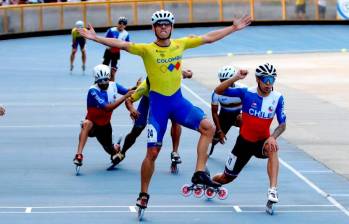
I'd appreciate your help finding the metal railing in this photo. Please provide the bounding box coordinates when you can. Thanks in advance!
[0,0,342,35]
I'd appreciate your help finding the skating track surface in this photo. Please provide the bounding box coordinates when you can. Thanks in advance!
[0,25,349,223]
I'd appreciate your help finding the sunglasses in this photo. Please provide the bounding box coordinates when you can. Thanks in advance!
[154,21,172,26]
[97,78,109,84]
[259,75,275,85]
[118,22,127,26]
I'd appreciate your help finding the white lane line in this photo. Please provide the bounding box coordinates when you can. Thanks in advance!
[299,170,333,173]
[233,206,242,213]
[181,83,349,218]
[0,204,336,209]
[280,158,349,217]
[25,207,32,213]
[0,124,132,129]
[331,194,349,197]
[129,206,137,212]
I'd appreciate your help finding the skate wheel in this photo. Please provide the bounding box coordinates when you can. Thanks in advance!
[266,201,274,215]
[181,184,192,197]
[170,164,178,174]
[75,166,81,176]
[193,186,204,198]
[137,207,145,220]
[218,187,228,200]
[205,187,216,199]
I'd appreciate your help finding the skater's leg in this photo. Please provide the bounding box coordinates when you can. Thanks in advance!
[140,147,161,193]
[267,150,279,188]
[76,119,93,155]
[196,118,215,171]
[81,48,86,70]
[170,120,181,153]
[121,125,145,154]
[70,48,77,70]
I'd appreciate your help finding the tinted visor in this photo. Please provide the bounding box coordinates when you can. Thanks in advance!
[259,75,275,85]
[154,20,172,26]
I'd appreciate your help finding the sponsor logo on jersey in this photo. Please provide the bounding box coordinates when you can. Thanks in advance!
[156,56,182,64]
[251,102,257,109]
[248,108,273,119]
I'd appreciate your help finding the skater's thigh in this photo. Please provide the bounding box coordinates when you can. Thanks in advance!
[95,123,114,154]
[171,96,205,131]
[147,98,169,148]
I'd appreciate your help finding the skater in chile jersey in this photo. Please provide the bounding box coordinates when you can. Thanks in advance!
[210,65,246,156]
[73,64,134,171]
[212,63,286,211]
[79,9,251,217]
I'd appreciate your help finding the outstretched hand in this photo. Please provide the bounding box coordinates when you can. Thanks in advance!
[232,15,252,31]
[79,23,97,40]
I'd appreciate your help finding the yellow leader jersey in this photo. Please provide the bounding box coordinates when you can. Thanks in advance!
[128,36,203,96]
[71,27,86,40]
[130,80,149,102]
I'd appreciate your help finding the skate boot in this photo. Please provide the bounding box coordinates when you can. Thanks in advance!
[266,187,278,215]
[111,152,125,166]
[136,192,149,220]
[70,64,74,71]
[73,154,83,175]
[191,171,221,188]
[106,137,123,171]
[170,152,181,174]
[82,64,86,72]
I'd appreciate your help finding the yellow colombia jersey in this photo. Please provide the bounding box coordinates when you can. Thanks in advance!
[130,80,149,102]
[71,27,86,40]
[128,36,203,96]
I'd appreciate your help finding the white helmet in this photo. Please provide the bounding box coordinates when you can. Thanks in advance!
[151,10,175,25]
[93,64,110,83]
[218,65,238,81]
[75,20,84,28]
[255,63,277,77]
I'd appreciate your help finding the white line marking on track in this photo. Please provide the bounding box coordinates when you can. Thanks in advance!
[299,170,333,173]
[331,194,349,197]
[233,206,242,213]
[129,206,137,212]
[25,207,32,213]
[181,83,349,218]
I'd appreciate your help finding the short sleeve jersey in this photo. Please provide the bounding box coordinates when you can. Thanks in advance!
[105,27,130,53]
[86,82,128,126]
[222,86,286,142]
[130,80,149,102]
[211,83,245,112]
[71,27,86,41]
[127,36,203,96]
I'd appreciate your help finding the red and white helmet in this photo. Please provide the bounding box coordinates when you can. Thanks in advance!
[151,10,175,25]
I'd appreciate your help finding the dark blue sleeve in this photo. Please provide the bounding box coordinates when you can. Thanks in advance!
[125,34,130,42]
[87,89,107,108]
[105,29,112,38]
[276,95,286,124]
[222,87,247,100]
[116,83,128,95]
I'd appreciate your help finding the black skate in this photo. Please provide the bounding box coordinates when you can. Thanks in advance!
[136,192,149,221]
[73,154,83,176]
[106,136,123,171]
[107,152,125,171]
[181,171,228,200]
[266,200,276,215]
[170,152,182,174]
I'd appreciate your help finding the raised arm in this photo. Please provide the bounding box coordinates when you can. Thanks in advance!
[79,24,131,51]
[201,15,251,44]
[215,69,248,94]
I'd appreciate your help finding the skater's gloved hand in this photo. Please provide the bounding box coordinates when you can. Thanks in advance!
[263,136,278,154]
[130,109,140,121]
